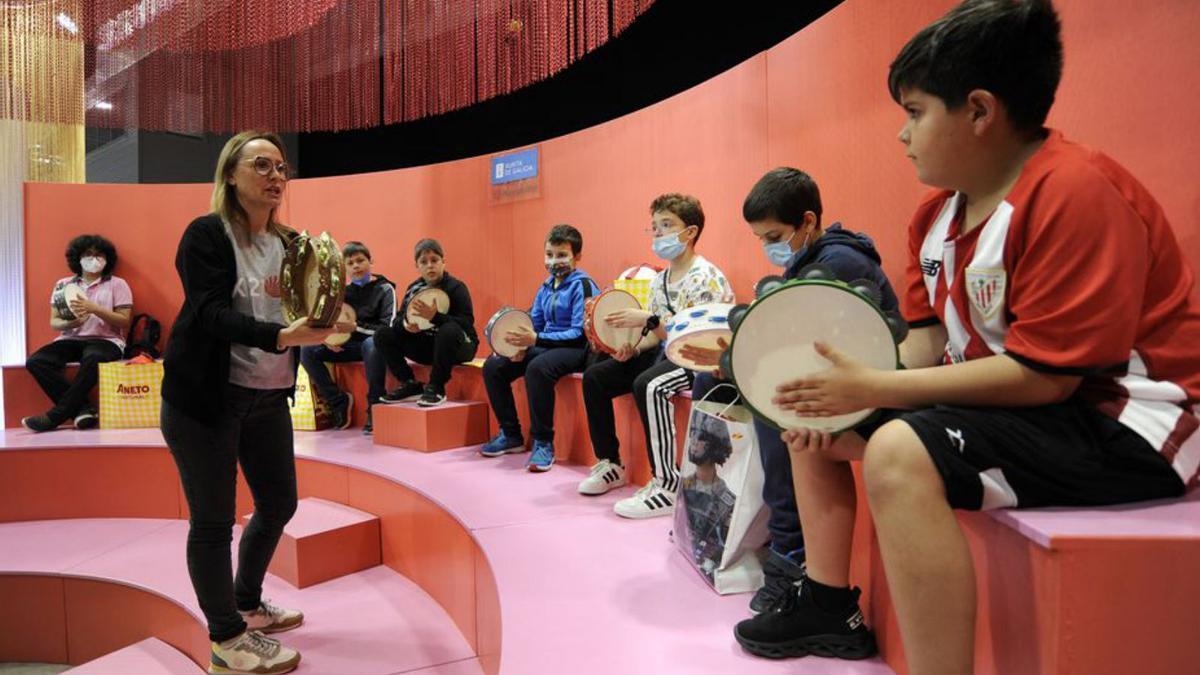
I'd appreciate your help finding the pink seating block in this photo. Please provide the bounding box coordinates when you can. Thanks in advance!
[373,400,490,452]
[242,497,381,589]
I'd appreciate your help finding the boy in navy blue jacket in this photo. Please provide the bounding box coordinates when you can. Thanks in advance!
[480,224,599,472]
[690,167,899,613]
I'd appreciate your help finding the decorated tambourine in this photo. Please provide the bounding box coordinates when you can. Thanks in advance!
[722,266,907,432]
[485,306,535,359]
[281,231,345,328]
[664,303,734,373]
[52,283,87,321]
[584,288,644,355]
[406,287,451,331]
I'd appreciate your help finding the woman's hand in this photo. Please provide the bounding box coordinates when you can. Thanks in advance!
[278,317,338,348]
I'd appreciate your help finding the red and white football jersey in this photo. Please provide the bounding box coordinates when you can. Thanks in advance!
[902,130,1200,487]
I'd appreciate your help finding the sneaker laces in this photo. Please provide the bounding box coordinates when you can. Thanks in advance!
[772,579,804,614]
[258,599,285,620]
[532,443,553,462]
[632,481,658,500]
[240,630,281,657]
[589,460,614,476]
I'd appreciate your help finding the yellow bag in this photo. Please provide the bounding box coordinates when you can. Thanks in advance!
[289,365,333,431]
[613,263,661,310]
[98,359,164,429]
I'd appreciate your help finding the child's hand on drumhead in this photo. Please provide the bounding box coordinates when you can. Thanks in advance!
[511,350,526,363]
[605,308,651,329]
[504,328,535,348]
[782,428,833,455]
[410,298,436,321]
[612,343,638,362]
[773,341,876,417]
[679,337,728,367]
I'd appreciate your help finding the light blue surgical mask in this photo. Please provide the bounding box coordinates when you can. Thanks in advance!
[763,227,811,268]
[351,274,371,286]
[652,232,687,261]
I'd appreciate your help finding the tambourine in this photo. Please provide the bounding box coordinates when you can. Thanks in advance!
[485,307,534,359]
[324,304,357,347]
[52,283,87,321]
[406,287,450,331]
[724,267,906,432]
[584,288,644,355]
[281,231,345,328]
[664,303,734,373]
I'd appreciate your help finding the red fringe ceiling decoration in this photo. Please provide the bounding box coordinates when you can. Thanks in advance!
[1,0,656,133]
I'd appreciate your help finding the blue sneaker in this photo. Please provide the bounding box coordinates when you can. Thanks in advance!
[480,430,525,457]
[526,440,555,472]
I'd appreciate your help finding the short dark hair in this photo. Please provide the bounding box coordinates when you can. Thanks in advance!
[66,234,118,277]
[888,0,1063,134]
[413,238,443,261]
[343,241,371,260]
[545,224,584,256]
[688,427,732,466]
[650,193,705,242]
[742,168,823,228]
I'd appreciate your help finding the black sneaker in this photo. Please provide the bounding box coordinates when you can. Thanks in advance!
[380,380,424,403]
[750,549,807,614]
[74,407,100,430]
[417,385,446,408]
[734,580,877,660]
[362,407,373,436]
[328,394,354,430]
[21,414,61,433]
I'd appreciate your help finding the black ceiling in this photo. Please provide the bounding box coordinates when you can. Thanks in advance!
[297,0,843,178]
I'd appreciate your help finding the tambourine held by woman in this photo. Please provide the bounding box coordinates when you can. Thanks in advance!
[281,230,345,328]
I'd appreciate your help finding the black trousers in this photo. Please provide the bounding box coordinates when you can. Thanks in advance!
[25,338,123,423]
[483,346,588,442]
[582,350,694,491]
[161,386,298,643]
[373,322,477,392]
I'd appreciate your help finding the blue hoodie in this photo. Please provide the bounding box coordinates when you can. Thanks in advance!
[783,222,900,314]
[530,268,599,348]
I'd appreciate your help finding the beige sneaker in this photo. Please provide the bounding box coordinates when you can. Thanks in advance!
[209,629,300,674]
[239,600,304,634]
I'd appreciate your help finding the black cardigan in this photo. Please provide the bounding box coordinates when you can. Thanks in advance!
[162,214,297,422]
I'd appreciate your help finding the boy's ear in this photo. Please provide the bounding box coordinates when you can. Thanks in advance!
[965,89,999,134]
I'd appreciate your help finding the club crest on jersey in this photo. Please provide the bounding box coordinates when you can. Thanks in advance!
[965,268,1006,318]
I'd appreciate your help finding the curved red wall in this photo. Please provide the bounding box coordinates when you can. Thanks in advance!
[22,0,1200,354]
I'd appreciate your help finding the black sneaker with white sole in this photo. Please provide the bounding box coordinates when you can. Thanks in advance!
[22,414,62,433]
[74,407,100,430]
[734,580,877,660]
[750,549,807,614]
[380,380,424,403]
[417,386,446,408]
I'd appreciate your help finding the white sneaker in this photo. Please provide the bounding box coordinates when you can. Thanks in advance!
[614,480,675,519]
[578,459,627,495]
[239,600,303,634]
[209,629,300,675]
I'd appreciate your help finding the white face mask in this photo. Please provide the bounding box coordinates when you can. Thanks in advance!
[545,254,573,278]
[80,256,105,274]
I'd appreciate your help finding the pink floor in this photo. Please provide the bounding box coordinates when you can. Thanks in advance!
[0,427,900,674]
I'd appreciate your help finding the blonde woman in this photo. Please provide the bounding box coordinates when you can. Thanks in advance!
[161,131,346,675]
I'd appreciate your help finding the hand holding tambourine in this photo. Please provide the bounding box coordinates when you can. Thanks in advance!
[504,326,536,348]
[604,307,651,329]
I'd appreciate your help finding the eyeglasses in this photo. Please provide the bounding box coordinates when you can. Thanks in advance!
[643,223,691,236]
[245,156,291,179]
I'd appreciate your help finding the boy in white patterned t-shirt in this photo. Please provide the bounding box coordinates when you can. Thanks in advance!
[578,193,735,519]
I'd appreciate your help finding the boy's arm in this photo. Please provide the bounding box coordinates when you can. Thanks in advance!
[899,324,946,369]
[529,286,546,334]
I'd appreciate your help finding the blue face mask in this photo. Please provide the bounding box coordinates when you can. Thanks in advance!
[351,275,371,286]
[652,232,688,261]
[763,227,811,268]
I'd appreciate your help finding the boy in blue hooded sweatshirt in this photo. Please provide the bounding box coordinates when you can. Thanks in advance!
[480,224,599,472]
[690,167,899,614]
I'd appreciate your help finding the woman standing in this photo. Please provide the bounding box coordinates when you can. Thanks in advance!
[161,131,343,675]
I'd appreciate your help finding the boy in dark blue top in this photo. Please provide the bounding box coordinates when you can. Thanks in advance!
[480,224,599,472]
[691,167,899,613]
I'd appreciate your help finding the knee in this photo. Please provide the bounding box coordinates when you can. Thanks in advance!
[632,372,653,400]
[483,355,505,379]
[26,352,49,369]
[255,493,298,528]
[373,326,396,350]
[526,357,554,384]
[435,323,464,346]
[862,421,941,508]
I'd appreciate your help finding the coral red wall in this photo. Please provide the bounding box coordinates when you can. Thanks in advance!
[22,0,1200,355]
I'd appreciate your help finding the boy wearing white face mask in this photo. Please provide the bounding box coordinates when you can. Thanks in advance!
[690,167,899,613]
[480,224,599,471]
[23,234,133,432]
[579,193,734,519]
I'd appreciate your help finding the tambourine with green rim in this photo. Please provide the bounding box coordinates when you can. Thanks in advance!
[722,266,907,433]
[280,231,345,328]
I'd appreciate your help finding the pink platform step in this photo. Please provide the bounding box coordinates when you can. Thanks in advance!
[66,637,202,673]
[242,497,380,588]
[373,400,490,451]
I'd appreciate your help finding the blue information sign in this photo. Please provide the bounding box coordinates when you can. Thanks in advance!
[491,147,538,185]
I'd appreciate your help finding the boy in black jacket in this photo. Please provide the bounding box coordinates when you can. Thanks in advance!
[375,238,479,409]
[300,241,396,430]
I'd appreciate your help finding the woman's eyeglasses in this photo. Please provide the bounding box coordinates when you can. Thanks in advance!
[245,156,291,179]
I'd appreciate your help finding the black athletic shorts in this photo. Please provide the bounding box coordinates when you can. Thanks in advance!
[856,400,1186,511]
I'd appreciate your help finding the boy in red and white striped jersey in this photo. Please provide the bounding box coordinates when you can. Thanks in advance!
[734,1,1200,671]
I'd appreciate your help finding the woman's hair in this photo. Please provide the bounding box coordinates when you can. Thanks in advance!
[211,130,291,242]
[65,234,118,277]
